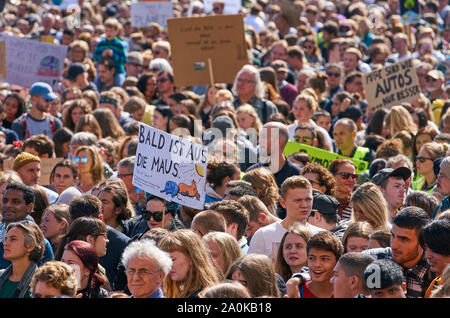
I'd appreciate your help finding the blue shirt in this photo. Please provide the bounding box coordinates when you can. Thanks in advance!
[148,288,165,298]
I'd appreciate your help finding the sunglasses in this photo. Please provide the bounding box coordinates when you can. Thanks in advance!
[294,136,311,143]
[73,156,88,163]
[142,210,169,222]
[307,179,322,187]
[336,172,358,180]
[158,78,169,83]
[416,156,433,163]
[326,71,341,77]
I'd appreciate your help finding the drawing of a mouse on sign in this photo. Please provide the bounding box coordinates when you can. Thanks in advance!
[161,180,200,200]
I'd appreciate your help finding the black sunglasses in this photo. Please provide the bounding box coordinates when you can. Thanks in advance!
[142,210,169,222]
[336,172,358,180]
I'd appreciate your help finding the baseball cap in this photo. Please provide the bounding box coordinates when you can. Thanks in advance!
[64,63,86,82]
[312,192,340,216]
[29,82,57,101]
[212,115,235,137]
[371,167,412,186]
[427,70,444,80]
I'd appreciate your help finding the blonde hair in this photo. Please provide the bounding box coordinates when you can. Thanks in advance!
[420,142,449,160]
[30,261,77,297]
[236,104,262,132]
[386,106,418,137]
[293,93,318,113]
[351,183,390,230]
[243,167,279,212]
[202,231,242,281]
[158,229,219,298]
[215,89,233,103]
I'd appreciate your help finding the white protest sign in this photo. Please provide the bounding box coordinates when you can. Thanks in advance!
[52,0,79,10]
[0,34,68,91]
[363,58,421,109]
[132,122,208,210]
[203,0,242,14]
[130,2,174,28]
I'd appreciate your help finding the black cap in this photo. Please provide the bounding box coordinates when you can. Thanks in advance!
[64,63,86,81]
[312,192,340,216]
[371,167,411,186]
[340,105,362,121]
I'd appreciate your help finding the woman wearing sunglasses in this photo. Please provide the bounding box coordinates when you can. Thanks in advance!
[329,159,358,221]
[413,142,449,193]
[73,145,104,193]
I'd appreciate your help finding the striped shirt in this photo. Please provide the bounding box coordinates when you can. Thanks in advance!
[94,37,128,74]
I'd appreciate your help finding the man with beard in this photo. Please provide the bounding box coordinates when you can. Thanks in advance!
[364,206,434,298]
[11,82,63,140]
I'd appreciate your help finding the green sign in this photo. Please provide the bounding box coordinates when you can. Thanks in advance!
[284,142,369,174]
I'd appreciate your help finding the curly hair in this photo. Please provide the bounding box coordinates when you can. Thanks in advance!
[242,167,280,213]
[300,162,336,195]
[62,99,92,131]
[30,261,78,297]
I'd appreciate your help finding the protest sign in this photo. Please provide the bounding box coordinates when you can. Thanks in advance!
[3,158,63,186]
[167,15,247,87]
[400,0,420,25]
[284,142,369,174]
[363,58,420,110]
[51,0,79,10]
[0,34,68,91]
[0,41,6,79]
[130,1,173,28]
[132,122,208,210]
[203,0,242,14]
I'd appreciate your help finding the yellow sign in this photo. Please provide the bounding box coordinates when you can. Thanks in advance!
[284,142,369,174]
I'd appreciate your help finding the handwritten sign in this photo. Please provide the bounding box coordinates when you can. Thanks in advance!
[0,34,68,91]
[130,2,173,28]
[167,15,247,86]
[284,142,369,174]
[3,158,64,186]
[203,0,242,14]
[363,59,420,110]
[0,42,6,79]
[132,122,208,210]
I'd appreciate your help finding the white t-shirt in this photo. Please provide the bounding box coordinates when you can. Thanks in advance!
[248,221,323,261]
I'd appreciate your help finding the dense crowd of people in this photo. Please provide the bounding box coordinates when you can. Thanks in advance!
[0,0,448,299]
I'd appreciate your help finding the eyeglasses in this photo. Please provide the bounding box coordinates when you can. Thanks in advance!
[336,172,358,180]
[416,156,433,163]
[307,179,322,187]
[326,71,341,77]
[125,268,158,278]
[142,210,169,222]
[73,156,88,163]
[294,136,311,143]
[118,173,133,178]
[150,68,160,72]
[237,78,255,84]
[158,78,169,83]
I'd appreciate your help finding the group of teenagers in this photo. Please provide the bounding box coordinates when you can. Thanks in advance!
[0,0,448,300]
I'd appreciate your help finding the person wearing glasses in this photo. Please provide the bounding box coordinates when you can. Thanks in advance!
[414,142,449,193]
[425,70,445,103]
[152,71,176,106]
[371,167,412,221]
[121,240,172,298]
[329,159,358,221]
[73,145,104,193]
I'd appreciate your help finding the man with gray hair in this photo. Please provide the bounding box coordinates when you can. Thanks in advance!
[117,156,146,215]
[232,64,278,124]
[121,240,172,298]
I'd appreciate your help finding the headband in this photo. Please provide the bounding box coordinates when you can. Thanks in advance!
[99,96,119,107]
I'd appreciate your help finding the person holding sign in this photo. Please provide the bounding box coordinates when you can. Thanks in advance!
[333,118,374,164]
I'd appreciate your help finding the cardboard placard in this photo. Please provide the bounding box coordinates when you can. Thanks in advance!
[0,34,68,91]
[0,41,6,79]
[167,15,247,87]
[3,158,64,186]
[130,2,173,28]
[284,142,369,174]
[132,123,208,210]
[363,58,421,110]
